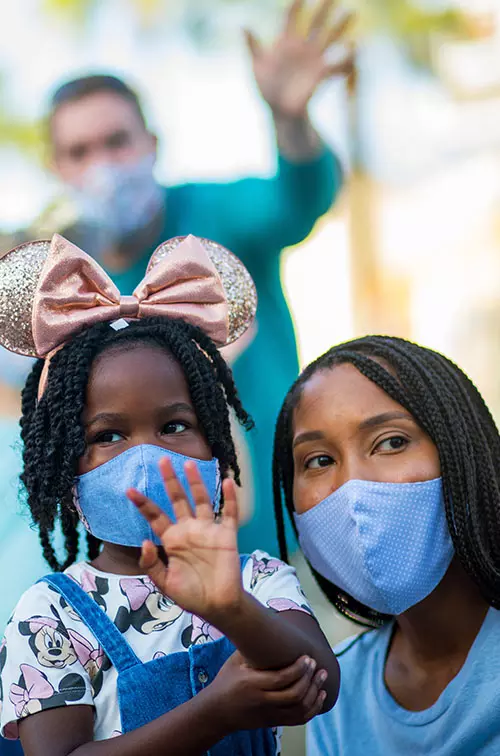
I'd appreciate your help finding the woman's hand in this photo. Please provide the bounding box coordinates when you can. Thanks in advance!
[127,459,243,621]
[210,650,328,731]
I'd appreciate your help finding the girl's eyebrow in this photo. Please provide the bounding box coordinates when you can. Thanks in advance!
[85,403,195,428]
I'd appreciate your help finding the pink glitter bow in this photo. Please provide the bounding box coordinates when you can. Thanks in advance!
[33,233,228,397]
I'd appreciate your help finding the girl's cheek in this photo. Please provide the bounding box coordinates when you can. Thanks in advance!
[78,446,105,475]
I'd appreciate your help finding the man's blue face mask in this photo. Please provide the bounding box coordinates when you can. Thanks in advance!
[75,444,221,548]
[294,477,454,616]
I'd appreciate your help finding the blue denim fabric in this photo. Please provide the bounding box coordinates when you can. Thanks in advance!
[75,444,221,547]
[41,571,276,754]
[0,738,23,755]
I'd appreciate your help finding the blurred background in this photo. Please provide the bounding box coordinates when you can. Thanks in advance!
[1,0,500,752]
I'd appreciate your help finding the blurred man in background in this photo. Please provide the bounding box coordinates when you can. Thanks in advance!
[1,0,352,566]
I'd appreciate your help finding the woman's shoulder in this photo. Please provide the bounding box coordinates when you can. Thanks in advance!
[333,626,389,687]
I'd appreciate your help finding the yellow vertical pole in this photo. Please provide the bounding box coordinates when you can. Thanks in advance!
[345,67,412,338]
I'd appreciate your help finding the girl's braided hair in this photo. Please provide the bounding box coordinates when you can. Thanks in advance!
[20,316,252,572]
[273,335,500,628]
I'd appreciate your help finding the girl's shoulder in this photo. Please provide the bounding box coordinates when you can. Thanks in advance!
[0,565,100,739]
[240,550,313,616]
[1,562,108,658]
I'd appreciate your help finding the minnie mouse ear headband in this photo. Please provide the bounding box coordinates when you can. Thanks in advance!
[0,233,257,398]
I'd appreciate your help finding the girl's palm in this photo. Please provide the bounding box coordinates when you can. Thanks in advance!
[128,459,242,620]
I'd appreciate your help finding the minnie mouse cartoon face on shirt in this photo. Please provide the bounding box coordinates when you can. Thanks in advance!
[18,605,109,697]
[9,664,86,722]
[250,555,282,590]
[49,571,110,621]
[181,615,224,648]
[115,577,184,635]
[19,608,78,670]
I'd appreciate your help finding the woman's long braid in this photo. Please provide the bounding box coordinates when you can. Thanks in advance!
[273,335,500,627]
[21,316,251,571]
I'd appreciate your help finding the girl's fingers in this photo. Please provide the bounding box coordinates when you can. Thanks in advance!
[266,663,318,706]
[221,478,239,526]
[301,668,328,711]
[159,457,193,521]
[127,488,172,540]
[140,540,168,592]
[256,656,313,691]
[303,690,327,722]
[184,461,213,520]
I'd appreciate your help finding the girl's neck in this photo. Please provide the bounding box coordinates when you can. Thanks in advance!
[91,543,147,576]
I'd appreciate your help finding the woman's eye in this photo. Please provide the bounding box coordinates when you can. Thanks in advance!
[305,455,333,470]
[376,436,408,452]
[162,422,188,435]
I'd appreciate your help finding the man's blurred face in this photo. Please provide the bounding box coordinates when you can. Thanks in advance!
[50,90,157,187]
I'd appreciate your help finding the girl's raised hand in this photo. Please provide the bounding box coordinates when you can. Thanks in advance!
[127,458,243,622]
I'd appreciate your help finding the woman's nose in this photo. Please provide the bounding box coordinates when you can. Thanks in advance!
[334,458,369,490]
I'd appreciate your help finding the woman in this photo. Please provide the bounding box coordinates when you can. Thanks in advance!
[273,335,500,755]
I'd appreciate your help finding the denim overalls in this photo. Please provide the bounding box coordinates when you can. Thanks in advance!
[42,572,276,755]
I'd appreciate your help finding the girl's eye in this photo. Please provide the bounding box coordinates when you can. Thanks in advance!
[93,431,123,444]
[305,454,334,470]
[376,436,408,453]
[162,422,188,435]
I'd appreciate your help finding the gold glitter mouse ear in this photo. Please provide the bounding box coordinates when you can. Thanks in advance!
[148,236,257,345]
[0,239,52,357]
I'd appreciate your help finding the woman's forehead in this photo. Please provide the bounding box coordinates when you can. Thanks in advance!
[293,363,406,429]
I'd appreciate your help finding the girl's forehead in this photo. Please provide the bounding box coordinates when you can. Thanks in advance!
[86,343,190,410]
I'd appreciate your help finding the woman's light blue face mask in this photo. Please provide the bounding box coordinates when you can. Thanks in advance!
[294,476,454,616]
[74,444,221,548]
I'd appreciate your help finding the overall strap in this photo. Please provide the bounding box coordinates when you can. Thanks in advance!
[40,574,141,673]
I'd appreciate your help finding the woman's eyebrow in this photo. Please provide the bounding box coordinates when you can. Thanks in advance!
[358,411,414,431]
[293,430,325,449]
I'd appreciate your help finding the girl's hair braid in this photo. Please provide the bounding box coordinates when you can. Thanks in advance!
[21,316,252,571]
[273,335,500,627]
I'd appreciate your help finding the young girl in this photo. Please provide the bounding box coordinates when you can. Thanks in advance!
[273,335,500,756]
[0,234,339,755]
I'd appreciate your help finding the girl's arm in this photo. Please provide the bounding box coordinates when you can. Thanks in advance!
[129,459,340,711]
[207,592,339,709]
[19,652,325,756]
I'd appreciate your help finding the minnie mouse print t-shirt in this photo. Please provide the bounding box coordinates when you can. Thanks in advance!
[0,550,312,744]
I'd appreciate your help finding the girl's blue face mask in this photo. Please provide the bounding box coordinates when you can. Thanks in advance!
[74,444,221,548]
[294,477,454,616]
